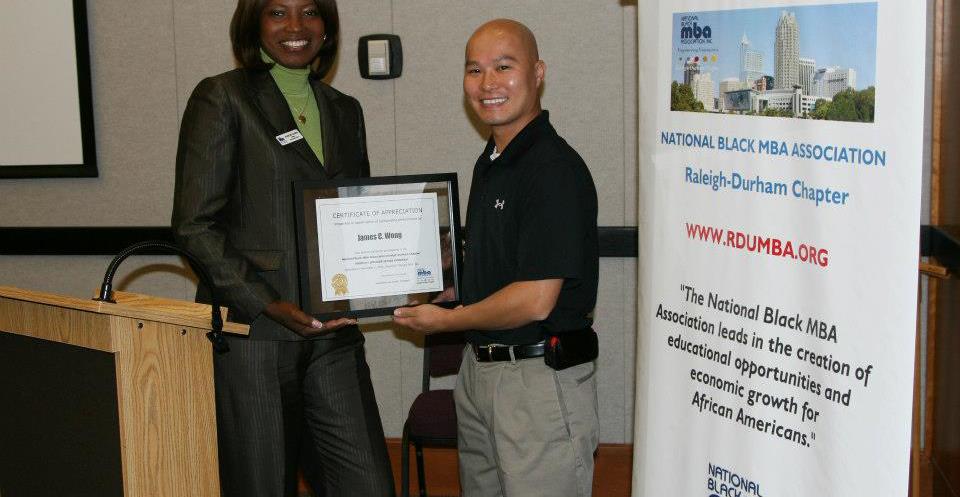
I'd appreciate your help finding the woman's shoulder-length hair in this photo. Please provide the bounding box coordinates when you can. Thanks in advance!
[229,0,340,78]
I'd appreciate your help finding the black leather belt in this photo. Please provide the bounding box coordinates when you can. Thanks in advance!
[472,341,546,362]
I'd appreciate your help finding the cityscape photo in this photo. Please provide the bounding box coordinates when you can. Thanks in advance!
[670,2,878,122]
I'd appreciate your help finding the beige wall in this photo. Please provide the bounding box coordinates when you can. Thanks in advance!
[0,0,640,443]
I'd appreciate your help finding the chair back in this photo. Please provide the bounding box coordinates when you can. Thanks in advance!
[422,332,466,392]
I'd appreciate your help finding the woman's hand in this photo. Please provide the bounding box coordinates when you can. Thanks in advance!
[264,301,356,337]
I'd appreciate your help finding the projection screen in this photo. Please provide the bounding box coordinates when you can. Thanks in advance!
[0,0,96,178]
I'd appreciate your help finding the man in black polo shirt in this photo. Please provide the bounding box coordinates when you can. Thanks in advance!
[393,18,599,497]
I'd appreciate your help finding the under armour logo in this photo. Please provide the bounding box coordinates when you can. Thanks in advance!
[494,199,505,210]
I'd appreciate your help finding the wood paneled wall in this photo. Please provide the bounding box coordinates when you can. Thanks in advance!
[927,1,960,496]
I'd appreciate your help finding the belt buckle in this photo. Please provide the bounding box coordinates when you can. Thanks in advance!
[487,344,495,359]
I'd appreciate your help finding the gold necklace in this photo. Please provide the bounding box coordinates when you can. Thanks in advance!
[291,91,310,125]
[282,82,311,125]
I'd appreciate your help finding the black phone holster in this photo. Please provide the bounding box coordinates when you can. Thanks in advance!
[543,328,599,371]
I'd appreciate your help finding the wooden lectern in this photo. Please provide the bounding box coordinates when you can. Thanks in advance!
[0,286,248,497]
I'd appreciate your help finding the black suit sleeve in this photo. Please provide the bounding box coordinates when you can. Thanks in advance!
[352,96,371,178]
[172,77,280,323]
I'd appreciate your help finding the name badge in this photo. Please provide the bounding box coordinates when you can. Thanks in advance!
[276,129,304,146]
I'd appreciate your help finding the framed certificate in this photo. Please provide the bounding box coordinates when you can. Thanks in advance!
[294,173,463,320]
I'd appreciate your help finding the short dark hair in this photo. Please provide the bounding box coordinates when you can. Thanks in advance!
[230,0,340,78]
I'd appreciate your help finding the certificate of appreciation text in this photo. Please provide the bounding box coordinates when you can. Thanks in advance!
[314,192,444,301]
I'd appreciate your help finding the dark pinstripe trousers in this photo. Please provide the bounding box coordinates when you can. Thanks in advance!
[213,327,395,497]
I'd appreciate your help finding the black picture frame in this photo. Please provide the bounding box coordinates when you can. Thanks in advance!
[0,0,97,178]
[294,173,463,320]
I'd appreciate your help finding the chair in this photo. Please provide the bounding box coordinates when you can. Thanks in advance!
[400,332,466,497]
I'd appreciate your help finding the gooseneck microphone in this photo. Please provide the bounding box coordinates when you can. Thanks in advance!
[94,240,229,353]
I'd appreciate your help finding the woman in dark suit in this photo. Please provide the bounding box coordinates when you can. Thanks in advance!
[171,1,395,495]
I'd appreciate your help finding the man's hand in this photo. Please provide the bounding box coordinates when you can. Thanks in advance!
[264,301,356,337]
[394,280,561,334]
[393,304,457,334]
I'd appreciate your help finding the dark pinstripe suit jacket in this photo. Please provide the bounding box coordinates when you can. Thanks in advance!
[172,68,369,340]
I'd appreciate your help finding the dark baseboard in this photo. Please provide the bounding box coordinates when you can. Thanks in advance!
[2,226,956,274]
[0,227,174,255]
[0,226,639,257]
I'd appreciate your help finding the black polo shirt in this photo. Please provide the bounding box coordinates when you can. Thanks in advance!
[462,111,599,346]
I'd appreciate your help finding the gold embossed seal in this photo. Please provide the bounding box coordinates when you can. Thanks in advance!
[332,273,348,296]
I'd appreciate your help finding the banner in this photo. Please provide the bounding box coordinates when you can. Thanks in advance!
[635,1,925,496]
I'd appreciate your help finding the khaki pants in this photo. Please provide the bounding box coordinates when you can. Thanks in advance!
[454,346,599,497]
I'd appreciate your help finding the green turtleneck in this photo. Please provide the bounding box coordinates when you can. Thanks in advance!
[262,50,324,163]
